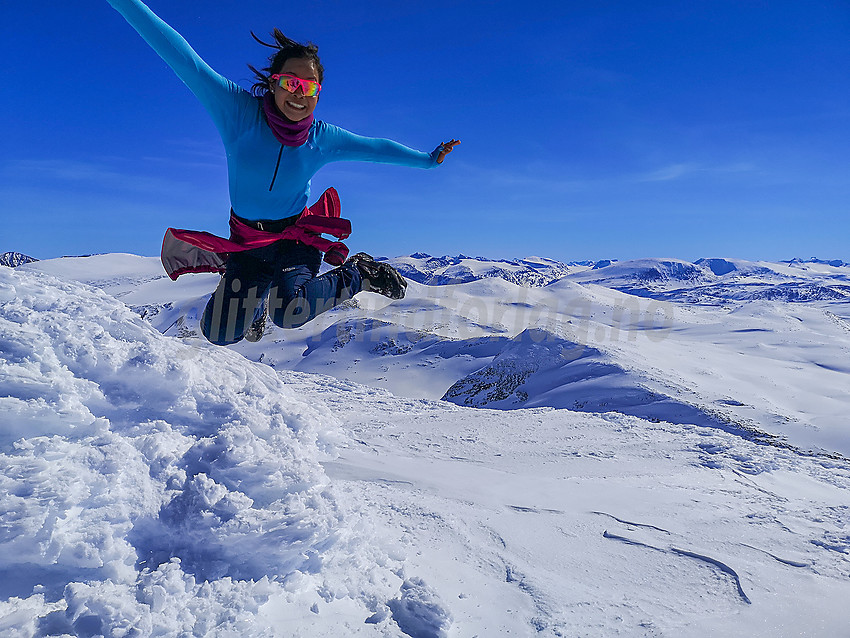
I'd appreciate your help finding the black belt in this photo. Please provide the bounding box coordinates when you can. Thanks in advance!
[233,211,300,234]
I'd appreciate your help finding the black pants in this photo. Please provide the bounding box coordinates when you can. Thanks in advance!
[201,240,361,345]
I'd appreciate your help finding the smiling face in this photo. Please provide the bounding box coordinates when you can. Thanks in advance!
[270,57,320,122]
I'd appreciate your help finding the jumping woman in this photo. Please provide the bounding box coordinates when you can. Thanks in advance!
[107,0,459,345]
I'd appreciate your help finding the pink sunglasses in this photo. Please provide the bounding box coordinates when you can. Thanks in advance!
[270,73,322,97]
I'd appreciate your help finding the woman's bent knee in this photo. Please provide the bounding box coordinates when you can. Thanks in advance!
[201,321,244,346]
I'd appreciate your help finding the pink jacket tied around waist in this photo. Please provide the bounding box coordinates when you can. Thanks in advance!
[161,187,351,280]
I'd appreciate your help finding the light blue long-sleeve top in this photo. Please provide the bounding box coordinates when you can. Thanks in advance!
[107,0,438,221]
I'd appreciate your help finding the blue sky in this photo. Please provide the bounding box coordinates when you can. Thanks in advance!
[3,1,849,263]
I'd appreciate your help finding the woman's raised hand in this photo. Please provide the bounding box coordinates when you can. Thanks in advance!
[434,139,461,164]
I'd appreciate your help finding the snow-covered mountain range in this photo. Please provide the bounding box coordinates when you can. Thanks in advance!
[388,253,594,286]
[387,253,850,302]
[18,252,850,455]
[565,257,850,304]
[2,251,849,636]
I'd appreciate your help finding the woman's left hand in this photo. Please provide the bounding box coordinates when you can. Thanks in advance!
[434,139,461,164]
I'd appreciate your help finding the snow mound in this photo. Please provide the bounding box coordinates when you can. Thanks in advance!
[442,328,748,433]
[387,578,452,638]
[0,267,448,635]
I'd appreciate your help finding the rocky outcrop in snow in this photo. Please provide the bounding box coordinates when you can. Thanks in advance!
[0,251,37,268]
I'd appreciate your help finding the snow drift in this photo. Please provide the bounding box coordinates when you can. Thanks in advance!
[0,266,450,636]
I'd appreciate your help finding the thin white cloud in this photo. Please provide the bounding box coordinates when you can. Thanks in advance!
[636,163,698,182]
[634,161,758,183]
[0,157,216,195]
[5,158,127,182]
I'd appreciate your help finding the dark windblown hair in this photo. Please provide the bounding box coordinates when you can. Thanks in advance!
[248,29,324,97]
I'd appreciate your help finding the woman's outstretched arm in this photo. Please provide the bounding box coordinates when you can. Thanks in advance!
[106,0,245,134]
[319,122,459,169]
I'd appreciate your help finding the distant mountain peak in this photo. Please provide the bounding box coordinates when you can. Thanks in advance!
[1,252,38,268]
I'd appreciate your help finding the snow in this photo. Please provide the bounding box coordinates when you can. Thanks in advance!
[387,578,452,638]
[386,253,592,287]
[292,374,850,637]
[16,254,850,454]
[0,266,444,636]
[3,254,850,636]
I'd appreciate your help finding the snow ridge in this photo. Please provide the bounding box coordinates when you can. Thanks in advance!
[601,532,751,605]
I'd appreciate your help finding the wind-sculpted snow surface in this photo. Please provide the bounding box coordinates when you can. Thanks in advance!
[0,267,450,636]
[288,373,850,637]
